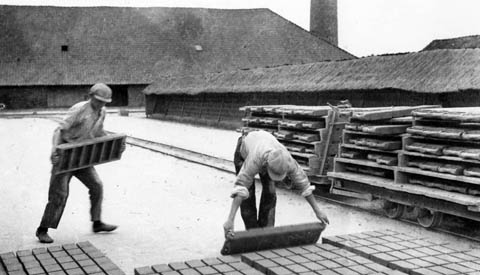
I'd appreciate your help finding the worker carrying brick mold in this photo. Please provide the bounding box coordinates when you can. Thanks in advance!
[36,83,124,243]
[223,130,329,237]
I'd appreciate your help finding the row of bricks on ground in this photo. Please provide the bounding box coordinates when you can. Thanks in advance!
[135,243,408,275]
[323,230,480,275]
[0,242,125,275]
[134,255,264,275]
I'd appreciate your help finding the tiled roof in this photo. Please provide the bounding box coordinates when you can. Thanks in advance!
[144,49,480,95]
[0,5,355,85]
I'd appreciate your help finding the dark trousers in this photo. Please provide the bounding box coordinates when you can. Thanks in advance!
[40,167,103,229]
[234,136,277,229]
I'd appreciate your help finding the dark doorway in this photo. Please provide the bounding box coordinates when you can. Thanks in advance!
[107,85,129,107]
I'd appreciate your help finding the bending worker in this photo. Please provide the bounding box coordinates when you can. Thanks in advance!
[36,83,123,243]
[223,130,329,236]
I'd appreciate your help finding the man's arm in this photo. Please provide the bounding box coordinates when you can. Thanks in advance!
[50,127,63,165]
[305,194,329,225]
[288,160,329,225]
[223,196,243,238]
[223,155,260,237]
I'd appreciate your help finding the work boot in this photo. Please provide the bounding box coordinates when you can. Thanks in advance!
[36,228,54,243]
[93,221,118,233]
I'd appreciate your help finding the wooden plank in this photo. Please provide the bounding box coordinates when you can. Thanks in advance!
[352,105,440,121]
[330,187,373,201]
[350,138,402,151]
[341,143,400,155]
[293,133,320,142]
[220,222,325,255]
[362,124,410,135]
[397,166,480,185]
[409,178,468,194]
[404,140,445,155]
[407,126,463,139]
[367,153,398,166]
[335,157,396,170]
[278,119,302,128]
[274,130,294,140]
[337,179,480,221]
[401,150,480,165]
[328,171,480,207]
[413,107,480,122]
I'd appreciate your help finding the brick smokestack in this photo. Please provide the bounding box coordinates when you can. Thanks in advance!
[310,0,338,46]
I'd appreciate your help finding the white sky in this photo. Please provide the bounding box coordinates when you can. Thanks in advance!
[1,0,479,57]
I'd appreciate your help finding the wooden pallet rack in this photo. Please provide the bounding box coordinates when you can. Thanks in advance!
[53,133,126,175]
[239,104,349,185]
[329,107,422,198]
[326,106,480,227]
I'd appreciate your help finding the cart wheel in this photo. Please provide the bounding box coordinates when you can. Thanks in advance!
[417,208,443,228]
[384,201,404,219]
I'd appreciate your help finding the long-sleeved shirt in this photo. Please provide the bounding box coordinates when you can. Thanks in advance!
[58,101,106,143]
[231,130,314,199]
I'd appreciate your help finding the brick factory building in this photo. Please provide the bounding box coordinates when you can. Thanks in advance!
[144,48,480,129]
[0,3,353,109]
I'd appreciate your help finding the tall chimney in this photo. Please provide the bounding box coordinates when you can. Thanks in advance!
[310,0,338,46]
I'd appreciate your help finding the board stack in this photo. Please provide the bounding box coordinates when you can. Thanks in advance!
[397,108,480,211]
[328,106,480,227]
[328,106,432,199]
[239,105,350,184]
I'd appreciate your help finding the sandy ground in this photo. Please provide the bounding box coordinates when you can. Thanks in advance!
[1,115,478,273]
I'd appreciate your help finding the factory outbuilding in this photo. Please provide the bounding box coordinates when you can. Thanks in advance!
[0,4,353,109]
[144,48,480,129]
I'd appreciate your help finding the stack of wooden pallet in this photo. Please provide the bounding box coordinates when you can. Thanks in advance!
[328,106,480,227]
[239,105,349,184]
[398,108,480,209]
[329,106,430,199]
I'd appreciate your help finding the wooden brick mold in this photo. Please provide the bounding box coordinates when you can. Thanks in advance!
[0,241,125,275]
[220,222,325,255]
[53,134,126,175]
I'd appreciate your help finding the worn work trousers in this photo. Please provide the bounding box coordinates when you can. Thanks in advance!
[39,167,103,229]
[234,136,277,229]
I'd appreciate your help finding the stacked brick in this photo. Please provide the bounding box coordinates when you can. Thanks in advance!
[239,105,349,184]
[397,107,480,213]
[0,242,124,275]
[327,106,480,227]
[135,240,409,275]
[134,255,263,275]
[329,107,415,199]
[325,229,480,275]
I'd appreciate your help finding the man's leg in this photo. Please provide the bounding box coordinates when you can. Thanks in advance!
[37,173,72,243]
[258,173,276,228]
[75,167,116,232]
[233,135,258,229]
[240,182,258,229]
[75,167,103,222]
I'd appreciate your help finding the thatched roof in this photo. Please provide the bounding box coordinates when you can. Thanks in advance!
[144,48,480,95]
[0,5,354,86]
[423,35,480,51]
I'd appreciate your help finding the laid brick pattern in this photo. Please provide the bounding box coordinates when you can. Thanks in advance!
[240,243,407,275]
[134,255,264,275]
[136,243,406,275]
[0,242,125,275]
[324,229,480,275]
